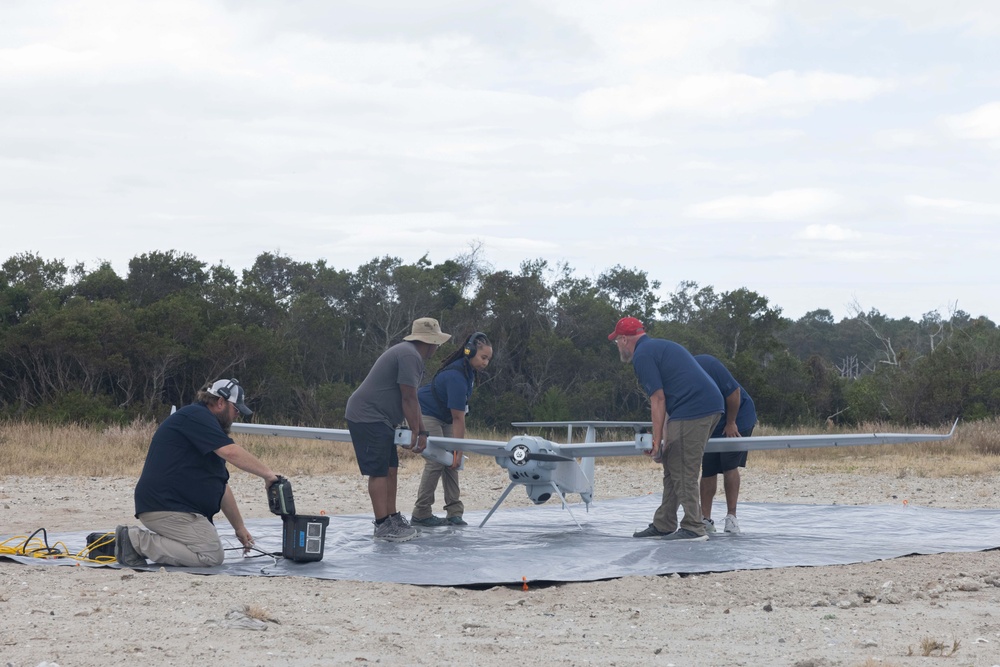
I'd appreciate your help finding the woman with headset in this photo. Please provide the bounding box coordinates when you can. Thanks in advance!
[410,332,493,527]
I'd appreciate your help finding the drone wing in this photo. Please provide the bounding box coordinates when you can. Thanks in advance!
[232,422,519,456]
[231,423,353,442]
[232,419,957,458]
[538,419,958,458]
[704,419,958,452]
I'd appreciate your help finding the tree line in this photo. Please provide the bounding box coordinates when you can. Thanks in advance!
[2,250,996,428]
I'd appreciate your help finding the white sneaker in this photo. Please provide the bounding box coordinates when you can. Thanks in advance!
[702,517,717,534]
[724,514,740,534]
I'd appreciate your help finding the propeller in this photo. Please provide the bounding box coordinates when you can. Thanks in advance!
[502,444,575,464]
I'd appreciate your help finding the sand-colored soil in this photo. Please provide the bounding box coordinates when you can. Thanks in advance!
[2,465,999,667]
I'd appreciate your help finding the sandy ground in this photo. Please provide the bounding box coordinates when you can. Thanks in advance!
[2,463,1000,667]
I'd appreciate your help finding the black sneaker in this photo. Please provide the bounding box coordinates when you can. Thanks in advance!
[410,515,448,527]
[632,523,672,538]
[85,531,116,559]
[662,528,709,542]
[446,515,468,526]
[114,525,147,567]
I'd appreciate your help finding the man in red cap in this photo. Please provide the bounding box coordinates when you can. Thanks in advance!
[610,317,724,540]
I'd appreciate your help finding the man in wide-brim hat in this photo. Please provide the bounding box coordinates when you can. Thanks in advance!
[345,317,451,542]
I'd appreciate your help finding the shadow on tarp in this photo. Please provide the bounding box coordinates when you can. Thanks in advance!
[4,496,1000,587]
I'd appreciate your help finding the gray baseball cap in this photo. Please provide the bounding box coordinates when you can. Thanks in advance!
[207,379,253,416]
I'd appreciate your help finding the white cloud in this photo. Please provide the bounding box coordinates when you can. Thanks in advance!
[870,128,938,150]
[2,0,1000,324]
[796,224,862,241]
[905,195,1000,216]
[943,102,1000,146]
[787,1,1000,37]
[685,188,843,221]
[576,70,890,126]
[547,1,775,69]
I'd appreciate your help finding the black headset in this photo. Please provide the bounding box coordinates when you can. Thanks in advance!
[215,378,239,400]
[463,332,489,358]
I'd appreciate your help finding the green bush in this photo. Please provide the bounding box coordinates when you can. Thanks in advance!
[20,390,129,425]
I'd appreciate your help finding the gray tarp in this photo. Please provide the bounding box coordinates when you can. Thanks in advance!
[4,496,999,586]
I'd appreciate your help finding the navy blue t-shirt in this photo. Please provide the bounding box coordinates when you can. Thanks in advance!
[418,358,475,423]
[694,354,757,438]
[134,403,234,520]
[631,336,724,420]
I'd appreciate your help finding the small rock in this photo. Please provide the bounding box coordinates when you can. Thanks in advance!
[859,639,878,648]
[956,579,982,592]
[216,609,269,631]
[763,602,773,612]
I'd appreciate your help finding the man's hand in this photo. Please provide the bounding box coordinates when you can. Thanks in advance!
[647,440,666,463]
[235,526,255,555]
[411,430,428,454]
[723,423,741,438]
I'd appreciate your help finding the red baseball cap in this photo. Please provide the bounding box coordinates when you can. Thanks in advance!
[608,316,645,340]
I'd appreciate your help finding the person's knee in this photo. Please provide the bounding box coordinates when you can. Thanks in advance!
[197,546,225,567]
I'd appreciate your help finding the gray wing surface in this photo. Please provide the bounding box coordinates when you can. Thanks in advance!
[230,423,353,442]
[231,420,956,458]
[551,420,958,458]
[231,422,510,456]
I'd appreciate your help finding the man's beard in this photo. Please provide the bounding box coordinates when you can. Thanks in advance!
[215,409,234,433]
[619,347,633,363]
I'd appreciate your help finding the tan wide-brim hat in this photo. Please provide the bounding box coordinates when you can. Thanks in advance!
[403,317,452,345]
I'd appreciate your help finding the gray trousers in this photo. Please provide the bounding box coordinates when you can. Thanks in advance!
[652,414,721,536]
[411,415,464,519]
[129,511,226,567]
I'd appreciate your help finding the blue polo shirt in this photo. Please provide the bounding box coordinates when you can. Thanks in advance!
[134,403,233,521]
[418,357,475,423]
[694,354,757,437]
[631,336,724,420]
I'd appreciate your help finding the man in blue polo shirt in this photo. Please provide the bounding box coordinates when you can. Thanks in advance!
[695,354,757,535]
[115,379,281,568]
[610,317,723,541]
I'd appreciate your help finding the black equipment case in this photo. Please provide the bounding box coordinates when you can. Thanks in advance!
[268,476,329,562]
[281,514,330,562]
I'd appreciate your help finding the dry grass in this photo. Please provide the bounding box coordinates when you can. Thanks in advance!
[908,637,960,657]
[1,418,998,479]
[242,604,277,623]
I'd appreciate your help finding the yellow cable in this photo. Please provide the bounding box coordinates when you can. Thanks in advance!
[0,531,117,564]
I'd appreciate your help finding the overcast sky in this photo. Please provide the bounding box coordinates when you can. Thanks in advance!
[2,1,998,322]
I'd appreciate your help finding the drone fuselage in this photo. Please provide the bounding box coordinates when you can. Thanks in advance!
[496,435,593,505]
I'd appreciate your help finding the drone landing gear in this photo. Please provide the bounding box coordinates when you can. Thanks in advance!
[478,482,519,528]
[549,482,584,530]
[478,481,585,530]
